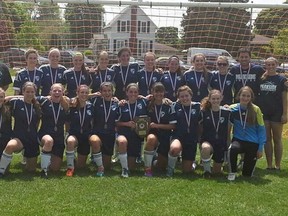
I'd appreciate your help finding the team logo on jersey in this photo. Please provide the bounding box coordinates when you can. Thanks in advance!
[35,76,40,81]
[206,116,210,120]
[58,74,62,79]
[131,69,135,74]
[226,80,231,86]
[191,109,196,114]
[111,104,117,111]
[160,111,165,117]
[137,103,142,109]
[21,108,24,111]
[177,76,181,80]
[220,117,225,123]
[87,110,92,115]
[81,75,86,80]
[107,75,112,81]
[153,77,158,82]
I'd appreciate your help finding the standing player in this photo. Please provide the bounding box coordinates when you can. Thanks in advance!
[65,85,95,177]
[183,53,212,102]
[210,56,235,105]
[38,83,69,178]
[258,57,287,170]
[0,63,12,91]
[112,48,139,100]
[0,88,12,158]
[40,48,66,96]
[138,52,162,96]
[199,89,231,178]
[90,51,115,93]
[144,83,176,177]
[63,52,92,98]
[166,85,201,177]
[0,82,41,177]
[116,83,147,177]
[228,86,266,181]
[13,48,43,96]
[230,47,265,102]
[160,55,184,101]
[89,82,120,176]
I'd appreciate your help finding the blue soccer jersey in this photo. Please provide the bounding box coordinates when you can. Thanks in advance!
[183,70,212,102]
[160,71,184,101]
[137,69,162,96]
[90,68,115,93]
[91,97,119,134]
[112,63,140,99]
[172,101,201,141]
[68,101,94,135]
[258,74,287,116]
[39,64,66,96]
[37,96,68,137]
[13,68,43,95]
[230,64,265,101]
[199,107,231,143]
[63,69,92,98]
[210,71,235,105]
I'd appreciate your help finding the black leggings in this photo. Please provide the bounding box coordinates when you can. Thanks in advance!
[228,138,259,177]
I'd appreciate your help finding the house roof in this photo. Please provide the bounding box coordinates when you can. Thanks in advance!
[103,5,157,29]
[154,42,178,52]
[250,34,272,45]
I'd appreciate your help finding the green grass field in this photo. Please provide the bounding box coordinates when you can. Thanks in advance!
[1,84,288,215]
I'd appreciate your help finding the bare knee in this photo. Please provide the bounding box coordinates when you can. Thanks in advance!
[41,135,54,151]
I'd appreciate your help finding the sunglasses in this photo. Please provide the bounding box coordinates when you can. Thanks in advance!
[217,62,228,67]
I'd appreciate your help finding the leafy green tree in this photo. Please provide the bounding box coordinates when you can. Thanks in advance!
[181,0,252,55]
[253,2,288,38]
[156,27,180,48]
[269,28,288,62]
[65,3,104,47]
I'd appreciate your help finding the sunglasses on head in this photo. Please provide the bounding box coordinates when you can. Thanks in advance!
[217,62,228,66]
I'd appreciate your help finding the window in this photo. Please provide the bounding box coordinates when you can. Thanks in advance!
[121,21,126,32]
[117,40,125,51]
[142,41,149,54]
[142,22,146,33]
[117,21,120,32]
[127,20,130,32]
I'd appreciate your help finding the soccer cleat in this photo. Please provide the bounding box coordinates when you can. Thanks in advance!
[166,166,174,177]
[40,170,48,179]
[203,171,212,179]
[121,168,129,178]
[96,167,104,177]
[136,156,143,164]
[144,167,153,177]
[227,173,236,181]
[66,168,74,177]
[192,161,197,171]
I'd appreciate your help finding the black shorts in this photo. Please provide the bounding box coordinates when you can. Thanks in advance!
[118,130,143,158]
[201,139,227,163]
[172,135,198,161]
[0,136,10,157]
[21,136,40,158]
[263,111,282,123]
[39,133,65,158]
[97,133,116,156]
[149,129,171,158]
[67,132,91,156]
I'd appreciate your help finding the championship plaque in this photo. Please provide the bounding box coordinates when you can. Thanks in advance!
[134,115,150,138]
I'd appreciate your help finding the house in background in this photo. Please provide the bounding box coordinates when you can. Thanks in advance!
[102,5,157,58]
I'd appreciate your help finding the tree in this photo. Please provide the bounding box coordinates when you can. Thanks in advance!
[253,2,288,38]
[181,0,252,55]
[270,28,288,62]
[155,27,180,48]
[65,3,104,47]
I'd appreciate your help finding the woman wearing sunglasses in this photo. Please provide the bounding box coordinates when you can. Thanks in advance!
[210,56,235,105]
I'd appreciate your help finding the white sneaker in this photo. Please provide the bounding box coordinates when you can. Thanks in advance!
[121,168,129,178]
[227,173,236,181]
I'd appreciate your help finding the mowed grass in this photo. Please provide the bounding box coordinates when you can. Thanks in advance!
[1,83,288,215]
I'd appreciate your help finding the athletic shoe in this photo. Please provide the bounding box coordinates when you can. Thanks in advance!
[111,154,119,163]
[192,161,197,170]
[136,156,143,164]
[96,167,104,177]
[121,168,129,178]
[227,173,236,181]
[144,167,153,177]
[203,171,212,178]
[40,170,48,179]
[166,166,174,177]
[66,168,74,177]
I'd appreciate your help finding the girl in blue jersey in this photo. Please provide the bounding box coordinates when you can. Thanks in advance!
[183,53,212,102]
[143,83,176,177]
[112,48,140,100]
[200,89,231,178]
[39,83,69,178]
[90,51,115,93]
[258,57,287,170]
[138,52,162,97]
[89,82,119,176]
[40,48,66,96]
[65,85,94,177]
[0,82,41,177]
[0,88,12,158]
[63,52,92,98]
[13,48,43,96]
[210,56,235,105]
[166,85,201,177]
[228,86,266,181]
[116,83,147,177]
[160,55,184,101]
